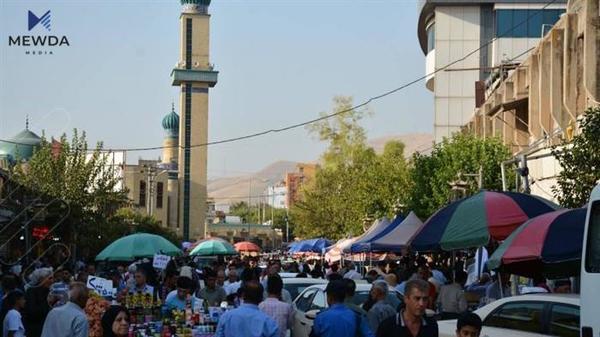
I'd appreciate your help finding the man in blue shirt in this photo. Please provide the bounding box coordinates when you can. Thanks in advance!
[310,280,375,337]
[165,276,195,311]
[216,281,278,337]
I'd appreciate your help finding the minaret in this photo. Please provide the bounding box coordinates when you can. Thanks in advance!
[172,0,218,240]
[161,103,180,230]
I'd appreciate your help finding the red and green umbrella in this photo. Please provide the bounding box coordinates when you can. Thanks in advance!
[487,208,586,278]
[411,191,558,251]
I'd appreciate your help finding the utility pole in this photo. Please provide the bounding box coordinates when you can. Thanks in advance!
[518,155,530,194]
[284,213,289,243]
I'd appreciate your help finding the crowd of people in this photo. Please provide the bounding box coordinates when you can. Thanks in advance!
[0,253,575,337]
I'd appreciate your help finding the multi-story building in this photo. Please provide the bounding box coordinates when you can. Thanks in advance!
[459,0,599,200]
[265,181,287,209]
[285,163,318,208]
[417,0,567,143]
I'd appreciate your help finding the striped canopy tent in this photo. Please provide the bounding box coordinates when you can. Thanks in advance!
[324,237,357,263]
[367,211,424,252]
[488,208,586,278]
[411,191,559,252]
[343,217,392,253]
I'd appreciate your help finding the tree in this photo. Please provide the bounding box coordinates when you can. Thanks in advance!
[13,130,129,259]
[407,133,513,219]
[291,96,411,239]
[552,106,600,208]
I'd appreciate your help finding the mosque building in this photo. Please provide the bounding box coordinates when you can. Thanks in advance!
[2,0,218,242]
[124,0,218,241]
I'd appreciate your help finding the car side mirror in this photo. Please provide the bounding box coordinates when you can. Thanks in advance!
[305,309,320,320]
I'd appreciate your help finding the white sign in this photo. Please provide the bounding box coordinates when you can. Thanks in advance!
[86,276,116,297]
[153,254,171,270]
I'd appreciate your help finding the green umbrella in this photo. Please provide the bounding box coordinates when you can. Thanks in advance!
[96,233,181,261]
[189,238,237,256]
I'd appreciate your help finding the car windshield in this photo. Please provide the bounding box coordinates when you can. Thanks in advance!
[285,283,313,301]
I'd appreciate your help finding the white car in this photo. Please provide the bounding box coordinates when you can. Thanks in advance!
[291,283,403,337]
[283,277,328,302]
[438,294,580,337]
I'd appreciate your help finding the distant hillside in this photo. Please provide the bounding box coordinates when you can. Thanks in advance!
[208,133,433,205]
[208,161,300,205]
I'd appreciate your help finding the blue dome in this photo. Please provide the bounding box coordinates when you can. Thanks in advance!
[162,104,179,137]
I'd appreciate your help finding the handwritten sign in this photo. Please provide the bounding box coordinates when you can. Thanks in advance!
[86,276,116,297]
[153,254,171,270]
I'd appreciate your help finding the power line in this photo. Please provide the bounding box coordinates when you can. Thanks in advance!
[0,0,558,153]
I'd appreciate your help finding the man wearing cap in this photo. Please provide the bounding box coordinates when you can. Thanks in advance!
[309,280,374,337]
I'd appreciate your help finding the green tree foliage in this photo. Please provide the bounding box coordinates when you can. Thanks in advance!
[407,133,513,219]
[552,106,600,208]
[12,130,178,258]
[228,201,292,237]
[292,97,410,239]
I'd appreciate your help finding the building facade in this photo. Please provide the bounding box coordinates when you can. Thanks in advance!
[265,181,287,209]
[285,163,318,208]
[417,0,567,143]
[460,0,599,199]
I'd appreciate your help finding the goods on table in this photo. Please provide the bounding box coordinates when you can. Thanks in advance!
[85,293,110,337]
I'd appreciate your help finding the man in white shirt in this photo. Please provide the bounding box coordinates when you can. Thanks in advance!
[41,283,89,337]
[343,262,362,280]
[2,290,26,337]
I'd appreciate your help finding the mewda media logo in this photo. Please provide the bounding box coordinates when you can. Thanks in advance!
[8,9,70,55]
[28,10,52,31]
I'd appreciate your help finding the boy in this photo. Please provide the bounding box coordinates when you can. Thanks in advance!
[456,312,482,337]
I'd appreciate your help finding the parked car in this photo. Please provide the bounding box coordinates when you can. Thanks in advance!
[291,283,403,337]
[283,278,328,303]
[438,294,580,337]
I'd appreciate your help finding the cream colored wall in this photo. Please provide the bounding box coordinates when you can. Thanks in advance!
[177,12,212,240]
[123,165,170,227]
[433,6,481,143]
[179,14,210,69]
[162,137,178,164]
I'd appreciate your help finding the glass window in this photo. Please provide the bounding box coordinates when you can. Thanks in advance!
[295,289,317,312]
[310,290,327,311]
[496,9,514,37]
[426,23,435,52]
[484,302,544,334]
[513,10,528,37]
[156,182,164,209]
[139,180,146,207]
[549,304,579,337]
[496,9,565,38]
[585,201,600,273]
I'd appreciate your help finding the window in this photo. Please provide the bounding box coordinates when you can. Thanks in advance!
[549,304,579,337]
[585,201,600,273]
[156,182,164,209]
[310,291,326,311]
[139,181,146,207]
[295,289,317,312]
[496,9,565,38]
[484,302,544,334]
[426,22,435,52]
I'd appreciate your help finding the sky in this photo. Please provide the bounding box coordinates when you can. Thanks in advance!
[0,0,433,178]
